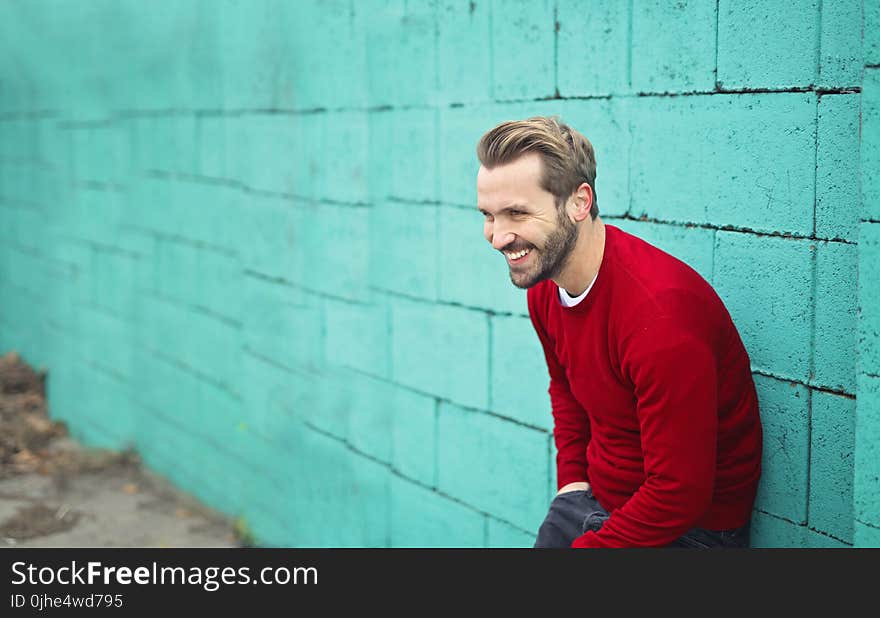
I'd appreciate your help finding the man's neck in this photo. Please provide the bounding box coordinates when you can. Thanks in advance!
[552,217,606,297]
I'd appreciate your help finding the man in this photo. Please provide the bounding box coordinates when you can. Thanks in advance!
[475,116,763,548]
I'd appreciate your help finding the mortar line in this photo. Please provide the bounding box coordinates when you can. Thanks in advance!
[343,365,550,433]
[603,213,858,245]
[368,285,529,318]
[35,84,867,126]
[754,508,852,544]
[750,368,856,399]
[854,518,880,531]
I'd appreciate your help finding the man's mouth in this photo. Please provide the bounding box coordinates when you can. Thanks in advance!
[504,247,532,264]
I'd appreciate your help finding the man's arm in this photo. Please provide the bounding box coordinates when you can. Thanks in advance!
[527,292,592,491]
[571,321,719,548]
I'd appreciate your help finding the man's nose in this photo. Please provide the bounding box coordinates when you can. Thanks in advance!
[491,230,515,251]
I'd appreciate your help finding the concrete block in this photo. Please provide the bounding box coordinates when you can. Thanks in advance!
[322,111,369,205]
[609,220,715,284]
[818,0,863,88]
[369,201,439,300]
[298,202,371,303]
[817,94,861,242]
[241,349,308,443]
[237,194,300,281]
[808,391,855,543]
[556,0,628,97]
[717,0,819,89]
[390,476,485,547]
[490,0,555,100]
[854,375,880,527]
[138,293,180,355]
[218,0,291,111]
[293,112,325,202]
[241,114,288,195]
[813,241,857,393]
[241,274,323,372]
[287,0,367,111]
[437,402,549,530]
[437,204,529,314]
[752,375,810,523]
[486,518,536,548]
[155,238,200,306]
[863,70,880,221]
[94,250,138,319]
[854,520,880,548]
[490,315,552,430]
[286,427,390,547]
[79,363,135,447]
[198,249,242,323]
[151,115,199,175]
[560,98,630,217]
[389,109,437,203]
[436,0,492,104]
[631,0,716,93]
[391,387,437,487]
[367,110,393,201]
[185,310,241,388]
[365,1,436,107]
[714,232,813,381]
[859,223,880,375]
[309,365,355,441]
[867,0,880,66]
[79,305,134,382]
[629,93,815,235]
[391,298,489,409]
[345,370,396,464]
[324,296,390,379]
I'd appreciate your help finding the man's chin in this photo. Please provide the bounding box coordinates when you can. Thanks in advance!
[509,270,543,289]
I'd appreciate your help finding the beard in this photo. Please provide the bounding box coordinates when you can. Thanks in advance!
[508,211,579,289]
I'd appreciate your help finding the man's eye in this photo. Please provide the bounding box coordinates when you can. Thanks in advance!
[510,210,523,216]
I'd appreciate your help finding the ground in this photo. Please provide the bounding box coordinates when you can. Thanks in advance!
[0,351,242,548]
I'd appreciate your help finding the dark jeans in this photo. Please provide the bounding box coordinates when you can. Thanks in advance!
[533,488,751,548]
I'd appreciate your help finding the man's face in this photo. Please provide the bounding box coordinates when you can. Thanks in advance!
[477,153,578,289]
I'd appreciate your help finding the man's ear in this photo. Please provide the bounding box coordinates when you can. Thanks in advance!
[572,183,593,222]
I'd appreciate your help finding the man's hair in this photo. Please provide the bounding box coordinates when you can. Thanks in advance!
[476,116,599,219]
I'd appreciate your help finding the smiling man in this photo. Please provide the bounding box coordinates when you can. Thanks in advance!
[476,116,763,548]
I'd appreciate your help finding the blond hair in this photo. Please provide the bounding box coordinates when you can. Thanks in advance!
[476,116,598,218]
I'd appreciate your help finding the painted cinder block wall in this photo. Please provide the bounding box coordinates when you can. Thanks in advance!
[0,0,875,547]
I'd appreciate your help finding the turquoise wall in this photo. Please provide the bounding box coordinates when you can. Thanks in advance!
[0,0,876,547]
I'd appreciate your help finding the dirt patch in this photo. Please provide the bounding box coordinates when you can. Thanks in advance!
[0,351,241,547]
[0,350,138,482]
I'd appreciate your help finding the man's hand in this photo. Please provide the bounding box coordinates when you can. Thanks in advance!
[557,481,590,495]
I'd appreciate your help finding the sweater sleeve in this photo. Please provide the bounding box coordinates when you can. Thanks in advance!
[571,320,718,548]
[528,289,591,490]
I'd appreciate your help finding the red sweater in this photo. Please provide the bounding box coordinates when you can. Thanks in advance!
[527,224,763,548]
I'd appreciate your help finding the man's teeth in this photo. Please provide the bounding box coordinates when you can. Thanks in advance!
[505,248,531,260]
